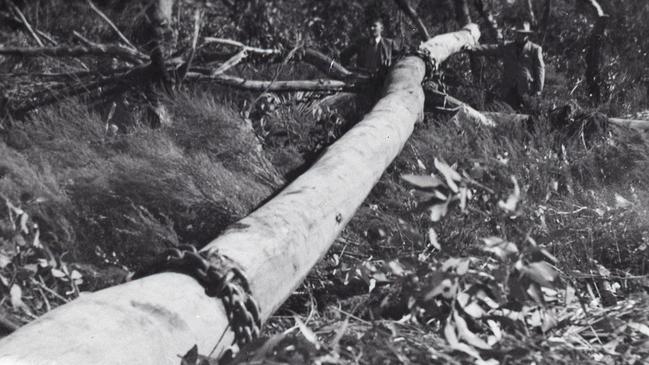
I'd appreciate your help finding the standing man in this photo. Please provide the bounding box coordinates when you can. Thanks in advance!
[340,18,401,75]
[467,21,545,111]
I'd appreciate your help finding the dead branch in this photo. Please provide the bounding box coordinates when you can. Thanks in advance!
[185,72,356,92]
[0,43,147,65]
[86,0,139,52]
[72,31,147,63]
[11,64,149,114]
[201,37,362,80]
[301,48,365,81]
[210,49,247,75]
[7,0,44,46]
[202,37,281,56]
[393,0,431,39]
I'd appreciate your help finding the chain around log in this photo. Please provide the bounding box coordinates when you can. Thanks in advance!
[133,245,261,348]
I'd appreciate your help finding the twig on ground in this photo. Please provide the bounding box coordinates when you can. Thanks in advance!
[32,277,70,304]
[0,309,19,333]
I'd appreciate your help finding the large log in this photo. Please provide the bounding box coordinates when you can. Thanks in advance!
[0,25,480,365]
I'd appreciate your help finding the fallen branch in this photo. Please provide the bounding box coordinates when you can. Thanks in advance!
[202,37,281,56]
[301,48,365,81]
[73,31,147,63]
[209,50,247,75]
[86,0,139,52]
[186,72,355,92]
[0,44,146,64]
[424,87,496,127]
[11,65,149,114]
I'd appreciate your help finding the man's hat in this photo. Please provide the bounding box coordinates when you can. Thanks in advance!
[513,21,535,34]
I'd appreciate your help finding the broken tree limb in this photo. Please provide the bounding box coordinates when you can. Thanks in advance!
[186,73,355,92]
[202,38,357,81]
[202,37,281,56]
[301,48,365,81]
[423,86,496,127]
[73,30,148,64]
[0,25,481,365]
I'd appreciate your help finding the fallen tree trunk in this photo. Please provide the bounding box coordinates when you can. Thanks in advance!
[0,25,480,365]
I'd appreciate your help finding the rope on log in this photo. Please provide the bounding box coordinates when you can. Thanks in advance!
[0,25,481,365]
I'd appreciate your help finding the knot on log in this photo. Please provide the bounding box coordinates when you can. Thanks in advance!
[133,245,261,347]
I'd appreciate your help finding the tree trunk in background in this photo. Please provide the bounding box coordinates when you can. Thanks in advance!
[144,0,175,128]
[474,0,502,42]
[393,0,431,40]
[454,0,482,84]
[0,25,481,365]
[540,0,552,43]
[580,0,607,103]
[523,0,536,24]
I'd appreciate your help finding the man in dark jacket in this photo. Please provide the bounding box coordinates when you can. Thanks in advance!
[340,18,400,74]
[468,21,545,110]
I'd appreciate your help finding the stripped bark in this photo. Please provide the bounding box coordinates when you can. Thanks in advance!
[0,25,481,365]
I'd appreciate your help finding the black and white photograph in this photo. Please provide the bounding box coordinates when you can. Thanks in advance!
[0,0,648,363]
